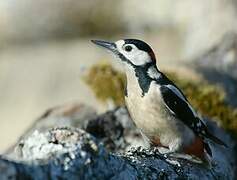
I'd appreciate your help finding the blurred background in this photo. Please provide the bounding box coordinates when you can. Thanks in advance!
[0,0,237,153]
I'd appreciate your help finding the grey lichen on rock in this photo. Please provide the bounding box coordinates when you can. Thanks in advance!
[1,120,236,180]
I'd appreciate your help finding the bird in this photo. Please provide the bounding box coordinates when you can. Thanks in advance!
[91,39,227,161]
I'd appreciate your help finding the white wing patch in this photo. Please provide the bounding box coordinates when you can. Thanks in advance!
[165,85,198,118]
[165,84,186,101]
[164,103,176,115]
[147,66,161,79]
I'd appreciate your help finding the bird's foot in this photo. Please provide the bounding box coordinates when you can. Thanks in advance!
[149,147,181,167]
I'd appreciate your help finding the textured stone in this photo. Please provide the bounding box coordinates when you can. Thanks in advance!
[194,33,237,107]
[1,107,236,180]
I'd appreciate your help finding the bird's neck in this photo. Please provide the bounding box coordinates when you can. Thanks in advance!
[125,63,161,97]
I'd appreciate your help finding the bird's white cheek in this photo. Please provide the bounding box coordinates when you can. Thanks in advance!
[128,52,151,66]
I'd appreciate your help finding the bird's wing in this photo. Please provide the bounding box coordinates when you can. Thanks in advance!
[159,85,204,133]
[159,84,227,147]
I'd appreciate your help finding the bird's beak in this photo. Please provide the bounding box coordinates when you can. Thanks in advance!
[91,40,117,52]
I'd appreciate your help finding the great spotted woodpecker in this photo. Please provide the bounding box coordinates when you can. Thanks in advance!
[91,39,227,160]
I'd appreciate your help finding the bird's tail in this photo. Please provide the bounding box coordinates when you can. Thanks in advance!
[205,130,228,148]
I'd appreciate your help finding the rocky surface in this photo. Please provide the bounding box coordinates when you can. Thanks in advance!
[22,103,97,138]
[5,103,97,155]
[2,107,236,180]
[194,32,237,107]
[195,33,237,79]
[7,106,141,156]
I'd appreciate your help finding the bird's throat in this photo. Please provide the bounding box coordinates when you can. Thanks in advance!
[125,63,160,97]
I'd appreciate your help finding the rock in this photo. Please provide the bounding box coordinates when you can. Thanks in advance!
[33,103,97,131]
[1,126,236,180]
[84,108,126,152]
[84,107,144,152]
[6,103,97,156]
[8,104,140,155]
[2,107,236,179]
[194,32,237,107]
[195,33,237,79]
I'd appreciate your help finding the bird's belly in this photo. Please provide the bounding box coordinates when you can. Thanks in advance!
[125,89,194,147]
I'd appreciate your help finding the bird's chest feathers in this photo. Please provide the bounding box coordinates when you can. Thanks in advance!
[125,68,164,125]
[125,81,165,135]
[126,81,162,112]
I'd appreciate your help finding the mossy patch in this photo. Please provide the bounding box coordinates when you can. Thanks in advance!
[83,63,126,106]
[84,63,237,138]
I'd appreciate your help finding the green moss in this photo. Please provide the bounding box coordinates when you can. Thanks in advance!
[83,63,126,106]
[84,63,237,138]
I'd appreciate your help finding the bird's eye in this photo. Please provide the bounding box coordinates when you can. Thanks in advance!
[124,45,132,52]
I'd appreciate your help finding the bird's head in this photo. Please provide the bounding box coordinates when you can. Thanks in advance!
[91,39,156,67]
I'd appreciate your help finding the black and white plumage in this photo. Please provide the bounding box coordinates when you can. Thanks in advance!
[91,39,227,160]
